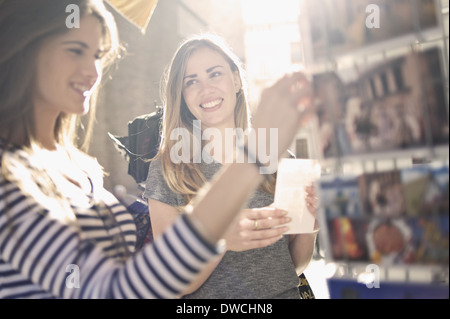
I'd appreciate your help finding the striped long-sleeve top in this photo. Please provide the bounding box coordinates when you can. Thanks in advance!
[0,142,220,298]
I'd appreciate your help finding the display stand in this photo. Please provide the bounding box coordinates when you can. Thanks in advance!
[299,0,449,299]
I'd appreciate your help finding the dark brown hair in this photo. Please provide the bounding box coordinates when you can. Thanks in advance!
[0,0,120,150]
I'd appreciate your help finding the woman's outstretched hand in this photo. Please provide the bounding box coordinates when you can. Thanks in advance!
[251,72,314,158]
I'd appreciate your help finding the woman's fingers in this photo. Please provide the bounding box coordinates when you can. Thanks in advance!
[242,225,289,241]
[227,207,292,251]
[273,72,313,109]
[252,72,315,158]
[305,183,319,216]
[242,214,290,231]
[238,226,288,250]
[244,207,288,221]
[238,207,291,246]
[242,232,286,249]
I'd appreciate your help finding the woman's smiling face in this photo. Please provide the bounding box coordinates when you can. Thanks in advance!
[33,14,105,118]
[182,46,241,130]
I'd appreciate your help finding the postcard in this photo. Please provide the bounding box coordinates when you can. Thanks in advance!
[312,47,448,158]
[319,175,364,219]
[274,159,321,234]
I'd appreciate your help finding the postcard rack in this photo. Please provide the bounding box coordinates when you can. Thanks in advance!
[299,0,449,298]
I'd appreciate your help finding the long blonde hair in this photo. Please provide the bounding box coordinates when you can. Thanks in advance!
[158,34,275,206]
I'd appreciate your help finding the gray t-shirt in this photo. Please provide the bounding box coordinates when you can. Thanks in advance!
[143,157,300,299]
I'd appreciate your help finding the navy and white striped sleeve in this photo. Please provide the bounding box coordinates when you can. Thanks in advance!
[0,179,221,299]
[111,214,220,298]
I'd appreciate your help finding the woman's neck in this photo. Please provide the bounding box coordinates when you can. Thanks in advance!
[35,129,58,150]
[33,104,59,150]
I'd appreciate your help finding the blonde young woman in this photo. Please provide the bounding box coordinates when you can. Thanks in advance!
[0,1,312,298]
[144,34,318,299]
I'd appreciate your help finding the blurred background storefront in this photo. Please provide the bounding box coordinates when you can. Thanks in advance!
[91,0,449,299]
